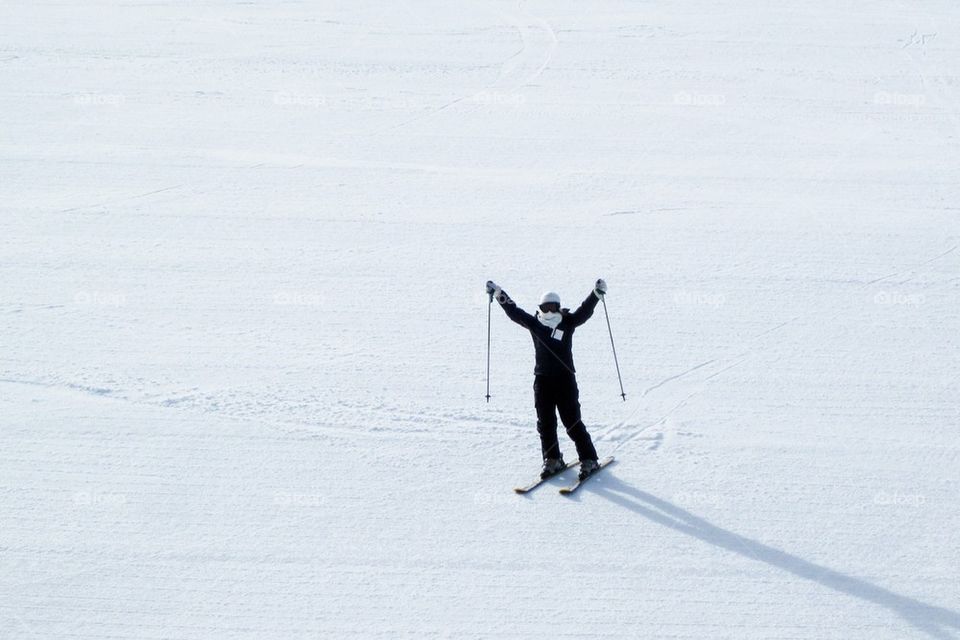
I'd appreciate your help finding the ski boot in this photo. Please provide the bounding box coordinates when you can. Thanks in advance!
[578,458,600,481]
[540,456,566,479]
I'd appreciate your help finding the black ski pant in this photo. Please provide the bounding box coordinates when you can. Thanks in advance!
[534,373,598,462]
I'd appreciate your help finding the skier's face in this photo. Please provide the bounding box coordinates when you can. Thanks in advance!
[539,302,560,314]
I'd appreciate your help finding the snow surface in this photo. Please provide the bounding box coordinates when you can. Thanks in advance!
[2,1,959,638]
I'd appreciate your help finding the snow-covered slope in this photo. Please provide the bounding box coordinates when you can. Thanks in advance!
[2,1,958,638]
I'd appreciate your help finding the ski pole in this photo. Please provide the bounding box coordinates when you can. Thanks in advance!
[485,291,493,402]
[601,295,626,401]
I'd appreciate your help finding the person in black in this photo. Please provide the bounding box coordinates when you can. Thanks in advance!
[486,279,608,480]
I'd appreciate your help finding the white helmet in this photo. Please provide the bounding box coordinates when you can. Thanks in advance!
[539,291,561,306]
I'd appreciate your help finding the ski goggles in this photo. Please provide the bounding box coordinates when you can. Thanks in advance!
[538,302,561,313]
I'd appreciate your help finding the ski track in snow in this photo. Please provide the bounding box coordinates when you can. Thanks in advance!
[2,0,960,638]
[603,238,960,456]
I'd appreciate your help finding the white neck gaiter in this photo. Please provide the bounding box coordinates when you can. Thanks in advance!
[536,311,562,329]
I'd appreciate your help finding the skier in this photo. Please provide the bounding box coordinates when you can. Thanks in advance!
[485,279,608,481]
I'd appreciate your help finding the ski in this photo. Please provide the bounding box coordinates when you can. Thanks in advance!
[558,456,615,495]
[514,460,580,494]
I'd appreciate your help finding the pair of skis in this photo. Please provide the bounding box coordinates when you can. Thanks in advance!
[514,456,615,495]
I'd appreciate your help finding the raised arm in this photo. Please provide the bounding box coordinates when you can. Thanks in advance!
[565,279,607,328]
[487,281,538,329]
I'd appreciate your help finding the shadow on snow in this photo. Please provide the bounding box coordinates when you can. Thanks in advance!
[585,474,960,640]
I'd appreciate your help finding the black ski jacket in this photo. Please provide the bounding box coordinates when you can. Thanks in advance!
[496,289,600,376]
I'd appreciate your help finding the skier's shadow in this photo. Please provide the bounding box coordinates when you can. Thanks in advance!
[585,474,960,640]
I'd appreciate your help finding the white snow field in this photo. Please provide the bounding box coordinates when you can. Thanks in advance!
[2,0,959,638]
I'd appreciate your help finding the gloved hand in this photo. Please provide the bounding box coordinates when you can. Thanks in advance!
[594,278,608,297]
[486,280,501,297]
